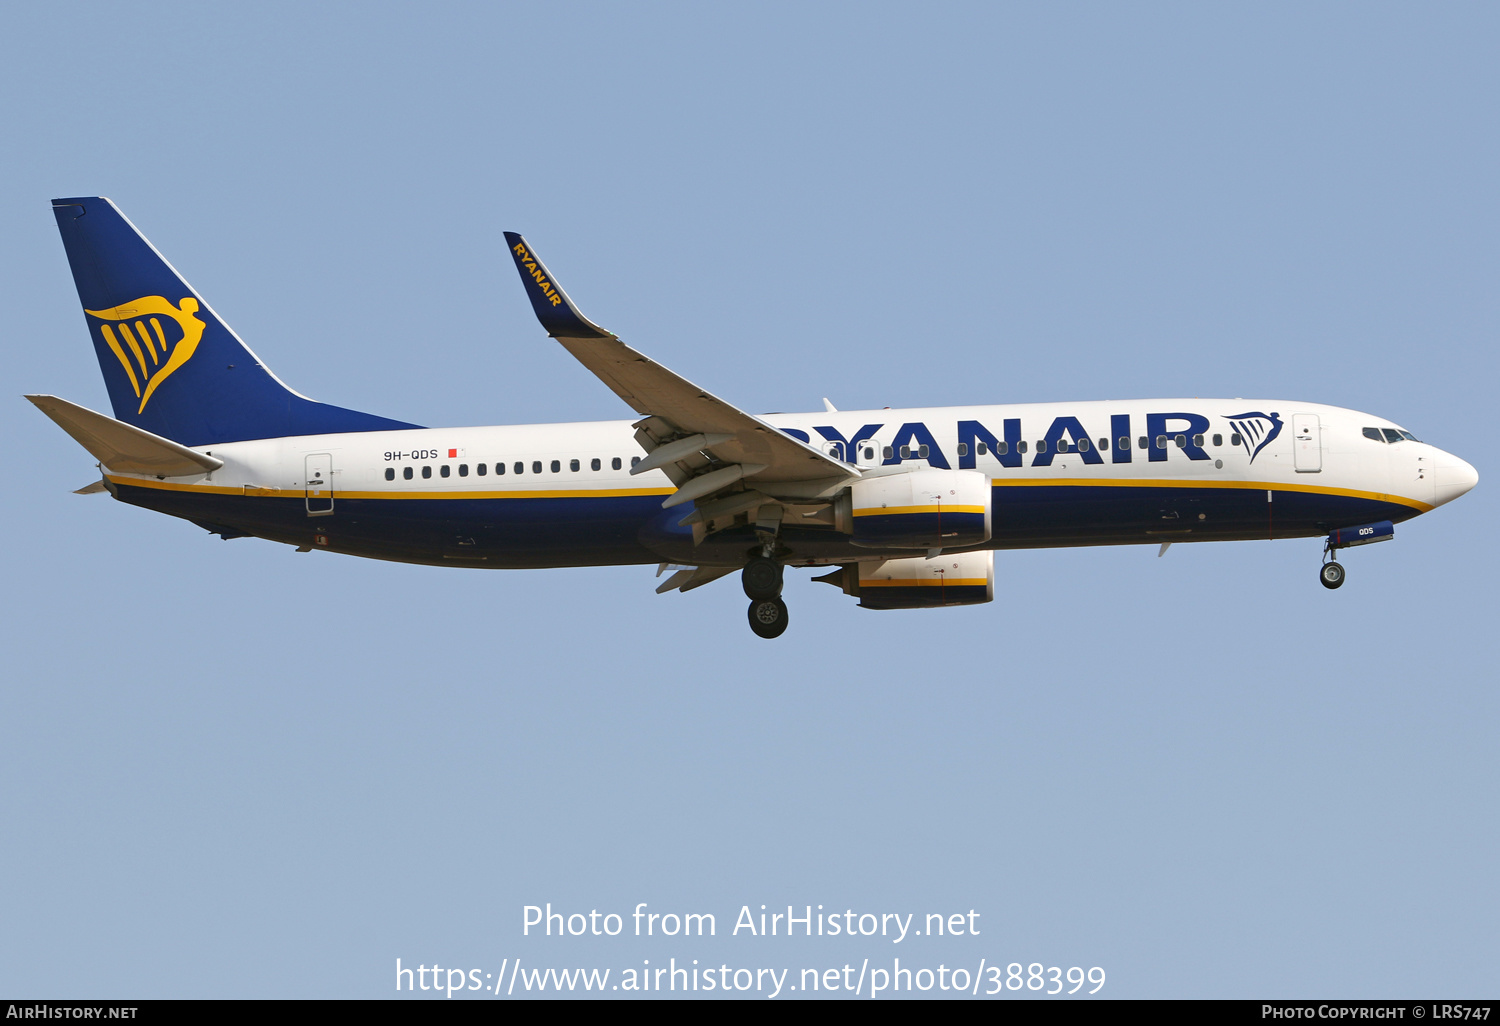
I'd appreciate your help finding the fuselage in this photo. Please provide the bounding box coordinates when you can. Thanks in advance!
[100,398,1477,569]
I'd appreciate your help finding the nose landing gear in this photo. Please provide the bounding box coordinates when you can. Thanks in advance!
[1319,520,1395,590]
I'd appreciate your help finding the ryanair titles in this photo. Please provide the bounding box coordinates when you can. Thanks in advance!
[510,242,565,307]
[784,411,1282,469]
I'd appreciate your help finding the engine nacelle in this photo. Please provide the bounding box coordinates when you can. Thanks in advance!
[814,550,994,610]
[847,468,991,549]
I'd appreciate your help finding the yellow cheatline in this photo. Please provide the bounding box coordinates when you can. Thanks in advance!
[107,476,677,501]
[852,504,986,517]
[99,325,141,398]
[104,475,1428,514]
[988,476,1432,513]
[116,321,150,377]
[859,578,989,588]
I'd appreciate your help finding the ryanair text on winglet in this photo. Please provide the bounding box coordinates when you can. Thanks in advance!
[511,242,565,307]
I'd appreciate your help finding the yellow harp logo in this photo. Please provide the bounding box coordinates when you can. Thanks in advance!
[86,296,206,413]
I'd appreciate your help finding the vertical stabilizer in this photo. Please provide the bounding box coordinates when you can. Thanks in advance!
[50,197,419,446]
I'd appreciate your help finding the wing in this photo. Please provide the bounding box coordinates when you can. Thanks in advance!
[503,233,857,507]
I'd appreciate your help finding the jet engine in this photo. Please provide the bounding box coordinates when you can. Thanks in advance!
[846,468,991,549]
[814,550,994,610]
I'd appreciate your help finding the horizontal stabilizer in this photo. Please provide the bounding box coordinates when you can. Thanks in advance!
[25,394,223,476]
[74,479,108,494]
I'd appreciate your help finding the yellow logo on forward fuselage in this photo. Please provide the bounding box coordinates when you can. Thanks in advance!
[510,242,565,307]
[85,296,206,413]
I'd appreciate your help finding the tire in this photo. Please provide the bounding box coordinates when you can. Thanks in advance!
[747,597,789,639]
[742,557,783,600]
[1320,561,1346,590]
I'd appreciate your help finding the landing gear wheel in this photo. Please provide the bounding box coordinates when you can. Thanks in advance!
[1320,561,1346,590]
[747,597,789,639]
[742,557,784,600]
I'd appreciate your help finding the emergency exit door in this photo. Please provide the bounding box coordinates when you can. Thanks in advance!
[305,453,334,515]
[1293,415,1321,473]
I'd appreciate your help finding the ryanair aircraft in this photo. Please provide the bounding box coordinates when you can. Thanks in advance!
[30,197,1479,638]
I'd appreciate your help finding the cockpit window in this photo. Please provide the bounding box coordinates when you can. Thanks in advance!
[1382,428,1403,444]
[1399,430,1419,442]
[1362,427,1385,442]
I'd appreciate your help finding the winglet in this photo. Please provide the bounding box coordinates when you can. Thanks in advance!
[502,232,610,339]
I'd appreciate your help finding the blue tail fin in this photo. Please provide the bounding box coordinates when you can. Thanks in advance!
[50,197,420,446]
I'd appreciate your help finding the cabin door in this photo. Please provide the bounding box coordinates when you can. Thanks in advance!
[1293,415,1322,473]
[305,453,334,515]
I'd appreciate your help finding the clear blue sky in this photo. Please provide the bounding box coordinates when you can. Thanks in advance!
[2,1,1495,999]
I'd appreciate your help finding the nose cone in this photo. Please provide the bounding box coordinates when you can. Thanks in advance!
[1433,450,1479,507]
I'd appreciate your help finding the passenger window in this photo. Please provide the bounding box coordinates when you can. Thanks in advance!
[1174,435,1186,448]
[995,441,1008,455]
[570,459,580,472]
[1362,427,1384,442]
[918,445,929,458]
[422,466,432,479]
[1078,437,1091,451]
[956,443,968,457]
[1156,436,1168,449]
[403,466,413,480]
[591,458,601,471]
[1017,440,1028,454]
[1212,434,1222,446]
[478,463,487,476]
[631,456,641,468]
[899,446,911,459]
[385,467,395,481]
[883,446,893,460]
[1098,437,1108,451]
[977,442,988,456]
[550,460,561,473]
[458,464,468,477]
[863,447,875,461]
[1119,437,1130,450]
[1230,433,1242,447]
[514,462,523,474]
[440,465,450,478]
[612,457,622,470]
[1138,436,1148,449]
[533,461,543,474]
[1056,439,1069,452]
[1192,434,1204,447]
[1382,428,1403,444]
[1036,440,1047,453]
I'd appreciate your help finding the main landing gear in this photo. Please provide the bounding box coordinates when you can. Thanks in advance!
[743,557,788,638]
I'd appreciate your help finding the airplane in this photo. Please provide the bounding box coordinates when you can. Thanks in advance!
[29,197,1479,639]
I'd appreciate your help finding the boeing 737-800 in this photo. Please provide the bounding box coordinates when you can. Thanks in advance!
[29,197,1479,638]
